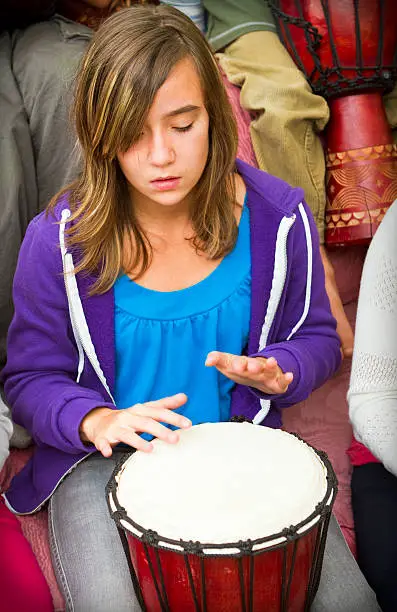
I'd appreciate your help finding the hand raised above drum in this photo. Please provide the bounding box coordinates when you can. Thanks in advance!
[205,352,293,395]
[79,393,191,457]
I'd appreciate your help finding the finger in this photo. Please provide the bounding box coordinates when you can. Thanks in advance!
[95,437,114,458]
[230,356,249,375]
[142,393,188,411]
[280,371,294,389]
[247,357,278,373]
[246,358,265,375]
[205,351,234,369]
[208,366,251,388]
[131,405,191,430]
[270,371,293,394]
[95,430,154,456]
[213,364,294,395]
[214,357,268,384]
[123,418,180,443]
[205,351,220,366]
[245,358,281,381]
[116,429,155,452]
[264,357,278,369]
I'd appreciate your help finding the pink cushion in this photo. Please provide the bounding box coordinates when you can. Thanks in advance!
[220,71,257,167]
[283,298,360,556]
[1,449,64,612]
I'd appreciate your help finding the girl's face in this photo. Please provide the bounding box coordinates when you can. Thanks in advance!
[117,56,210,211]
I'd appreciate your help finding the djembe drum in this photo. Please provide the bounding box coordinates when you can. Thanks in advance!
[268,0,397,245]
[107,422,337,611]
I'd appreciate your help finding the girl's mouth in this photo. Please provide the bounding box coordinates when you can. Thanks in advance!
[150,177,181,191]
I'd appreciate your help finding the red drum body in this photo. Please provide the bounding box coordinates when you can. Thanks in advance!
[107,423,337,612]
[122,515,329,612]
[269,0,397,245]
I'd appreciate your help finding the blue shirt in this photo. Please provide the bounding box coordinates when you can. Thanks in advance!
[114,205,251,429]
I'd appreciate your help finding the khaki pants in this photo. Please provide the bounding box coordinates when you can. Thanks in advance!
[218,30,397,243]
[217,30,329,242]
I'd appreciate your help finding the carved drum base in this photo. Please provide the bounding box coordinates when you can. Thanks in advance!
[325,143,397,245]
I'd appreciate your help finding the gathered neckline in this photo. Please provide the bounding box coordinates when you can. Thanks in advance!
[117,199,249,297]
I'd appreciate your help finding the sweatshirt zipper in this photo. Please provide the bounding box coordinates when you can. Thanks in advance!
[253,212,296,425]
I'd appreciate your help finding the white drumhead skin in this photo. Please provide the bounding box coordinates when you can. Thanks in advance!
[116,422,328,545]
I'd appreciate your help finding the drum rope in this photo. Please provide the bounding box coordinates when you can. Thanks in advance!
[184,555,202,611]
[353,0,363,73]
[319,0,341,74]
[267,0,321,80]
[294,0,323,78]
[281,537,298,611]
[143,540,169,610]
[377,0,387,73]
[200,557,207,612]
[268,0,397,98]
[237,557,246,612]
[107,434,339,611]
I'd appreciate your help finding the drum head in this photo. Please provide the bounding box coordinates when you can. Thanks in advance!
[113,423,331,549]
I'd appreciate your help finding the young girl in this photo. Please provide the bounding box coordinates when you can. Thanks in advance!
[2,5,378,611]
[0,398,53,612]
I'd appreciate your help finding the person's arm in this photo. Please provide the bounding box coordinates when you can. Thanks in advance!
[2,215,193,457]
[0,394,12,472]
[1,216,114,455]
[249,200,342,407]
[348,202,397,477]
[319,245,354,358]
[207,200,341,407]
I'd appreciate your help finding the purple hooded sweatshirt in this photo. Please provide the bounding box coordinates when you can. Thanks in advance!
[1,160,341,513]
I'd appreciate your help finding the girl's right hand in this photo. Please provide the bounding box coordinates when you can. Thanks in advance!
[79,393,190,457]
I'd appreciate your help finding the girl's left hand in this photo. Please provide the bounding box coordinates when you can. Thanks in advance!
[205,352,293,395]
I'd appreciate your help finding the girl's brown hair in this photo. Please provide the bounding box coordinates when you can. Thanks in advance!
[50,3,238,294]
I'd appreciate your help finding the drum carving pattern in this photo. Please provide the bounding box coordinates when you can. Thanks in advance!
[268,0,397,245]
[325,143,397,243]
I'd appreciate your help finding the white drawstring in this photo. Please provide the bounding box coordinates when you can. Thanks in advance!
[59,209,115,403]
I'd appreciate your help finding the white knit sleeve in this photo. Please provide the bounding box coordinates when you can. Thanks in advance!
[348,201,397,477]
[0,393,12,472]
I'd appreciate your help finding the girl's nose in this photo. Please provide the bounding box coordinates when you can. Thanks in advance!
[149,131,175,166]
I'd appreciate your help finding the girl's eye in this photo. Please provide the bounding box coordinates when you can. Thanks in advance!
[174,123,193,133]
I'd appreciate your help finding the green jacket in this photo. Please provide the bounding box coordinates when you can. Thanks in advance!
[204,0,276,52]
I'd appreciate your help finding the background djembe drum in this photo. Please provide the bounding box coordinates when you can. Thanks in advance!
[268,0,397,246]
[107,423,337,612]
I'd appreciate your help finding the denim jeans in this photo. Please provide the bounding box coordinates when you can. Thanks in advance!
[312,514,380,612]
[49,451,140,612]
[49,451,379,612]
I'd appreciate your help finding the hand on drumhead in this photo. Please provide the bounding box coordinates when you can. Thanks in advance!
[79,393,191,457]
[205,352,293,395]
